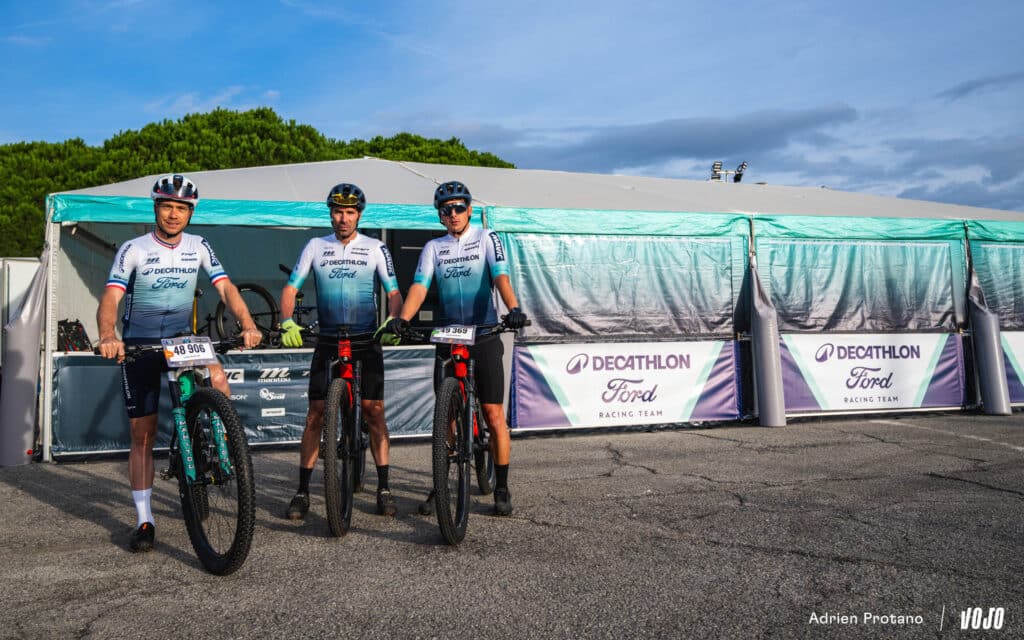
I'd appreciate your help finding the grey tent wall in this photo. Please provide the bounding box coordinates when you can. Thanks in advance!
[748,253,786,427]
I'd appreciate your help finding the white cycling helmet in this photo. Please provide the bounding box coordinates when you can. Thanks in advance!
[150,174,200,207]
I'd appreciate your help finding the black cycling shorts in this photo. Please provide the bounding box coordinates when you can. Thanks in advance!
[433,333,505,405]
[120,340,167,419]
[308,339,385,402]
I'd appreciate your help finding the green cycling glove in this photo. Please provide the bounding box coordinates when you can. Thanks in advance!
[374,316,402,346]
[280,319,304,348]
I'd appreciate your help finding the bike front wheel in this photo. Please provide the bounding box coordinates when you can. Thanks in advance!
[179,388,255,575]
[433,377,471,545]
[323,378,356,537]
[215,283,278,346]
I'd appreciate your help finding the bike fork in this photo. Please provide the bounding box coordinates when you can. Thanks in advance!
[210,414,233,478]
[172,407,198,483]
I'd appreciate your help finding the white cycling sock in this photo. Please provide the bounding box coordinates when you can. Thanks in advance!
[132,488,153,528]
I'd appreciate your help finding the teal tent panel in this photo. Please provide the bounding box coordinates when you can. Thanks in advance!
[48,195,440,229]
[486,207,750,237]
[966,219,1024,243]
[970,241,1024,329]
[754,214,965,241]
[757,238,964,331]
[504,232,745,340]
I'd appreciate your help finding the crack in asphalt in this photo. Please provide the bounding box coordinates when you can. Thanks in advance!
[925,473,1024,498]
[600,443,659,477]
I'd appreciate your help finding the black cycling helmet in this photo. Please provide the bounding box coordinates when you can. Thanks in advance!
[433,181,471,210]
[326,183,366,212]
[150,174,199,208]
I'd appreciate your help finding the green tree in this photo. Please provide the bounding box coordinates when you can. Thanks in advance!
[0,108,514,256]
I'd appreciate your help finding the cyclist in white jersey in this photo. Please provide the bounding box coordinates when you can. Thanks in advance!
[388,181,528,516]
[96,174,262,553]
[278,183,405,519]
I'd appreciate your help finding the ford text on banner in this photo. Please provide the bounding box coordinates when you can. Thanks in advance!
[779,333,966,413]
[512,341,740,429]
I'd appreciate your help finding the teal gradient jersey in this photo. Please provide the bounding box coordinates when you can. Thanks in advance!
[413,225,510,325]
[287,232,399,333]
[106,232,229,340]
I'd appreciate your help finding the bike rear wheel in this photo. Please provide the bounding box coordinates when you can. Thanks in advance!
[433,377,470,545]
[323,378,356,537]
[354,428,368,493]
[179,388,255,575]
[474,407,496,496]
[215,283,278,346]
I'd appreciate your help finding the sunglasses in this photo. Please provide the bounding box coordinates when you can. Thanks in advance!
[440,203,469,217]
[329,193,362,207]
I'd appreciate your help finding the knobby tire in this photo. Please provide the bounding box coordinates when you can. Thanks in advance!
[179,387,255,575]
[433,377,470,545]
[474,407,496,495]
[323,378,356,537]
[215,282,278,346]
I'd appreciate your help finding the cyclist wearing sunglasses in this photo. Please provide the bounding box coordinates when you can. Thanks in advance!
[96,174,263,553]
[387,180,528,516]
[279,183,405,520]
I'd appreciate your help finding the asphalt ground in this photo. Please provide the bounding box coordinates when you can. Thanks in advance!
[1,412,1022,640]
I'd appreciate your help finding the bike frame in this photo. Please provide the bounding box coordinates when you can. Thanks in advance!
[167,367,232,483]
[447,344,479,465]
[328,331,363,433]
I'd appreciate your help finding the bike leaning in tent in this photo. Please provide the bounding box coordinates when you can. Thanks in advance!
[99,335,256,575]
[405,317,527,545]
[318,325,373,536]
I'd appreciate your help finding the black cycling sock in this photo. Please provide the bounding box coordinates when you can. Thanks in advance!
[495,464,509,491]
[376,465,389,490]
[298,466,313,494]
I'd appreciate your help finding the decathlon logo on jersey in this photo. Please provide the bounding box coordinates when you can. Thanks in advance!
[259,367,291,382]
[224,368,245,383]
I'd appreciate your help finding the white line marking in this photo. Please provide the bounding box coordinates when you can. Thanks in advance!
[870,419,1024,453]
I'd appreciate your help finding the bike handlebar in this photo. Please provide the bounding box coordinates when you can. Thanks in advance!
[93,337,243,363]
[398,319,531,345]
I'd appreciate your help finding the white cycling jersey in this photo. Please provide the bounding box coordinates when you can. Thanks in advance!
[287,232,399,333]
[106,232,228,340]
[412,225,510,326]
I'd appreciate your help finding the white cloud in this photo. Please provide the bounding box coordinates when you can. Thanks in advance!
[4,34,50,46]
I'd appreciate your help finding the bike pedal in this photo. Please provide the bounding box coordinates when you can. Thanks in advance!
[159,467,175,481]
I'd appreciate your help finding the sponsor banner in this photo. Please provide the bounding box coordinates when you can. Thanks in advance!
[512,341,739,429]
[780,333,965,413]
[1002,331,1024,403]
[51,347,437,455]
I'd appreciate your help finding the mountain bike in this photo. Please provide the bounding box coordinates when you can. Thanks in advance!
[407,319,523,545]
[99,336,256,574]
[318,326,373,537]
[190,284,278,347]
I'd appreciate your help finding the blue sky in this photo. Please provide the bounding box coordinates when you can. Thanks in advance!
[3,0,1023,211]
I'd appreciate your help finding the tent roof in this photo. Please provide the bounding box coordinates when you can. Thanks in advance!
[57,157,1022,221]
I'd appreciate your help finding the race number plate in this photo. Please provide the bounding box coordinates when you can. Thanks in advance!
[430,325,477,345]
[161,336,218,368]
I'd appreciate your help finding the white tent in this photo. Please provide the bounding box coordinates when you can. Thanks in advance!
[9,158,1024,462]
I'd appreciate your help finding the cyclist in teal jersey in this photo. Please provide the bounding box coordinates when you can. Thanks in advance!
[96,174,263,553]
[279,183,405,520]
[388,181,528,516]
